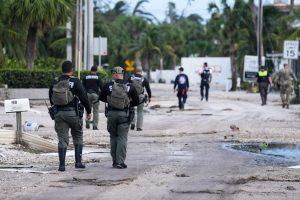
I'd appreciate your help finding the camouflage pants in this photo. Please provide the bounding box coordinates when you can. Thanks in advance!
[280,85,292,105]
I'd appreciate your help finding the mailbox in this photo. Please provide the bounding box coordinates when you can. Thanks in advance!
[4,98,30,113]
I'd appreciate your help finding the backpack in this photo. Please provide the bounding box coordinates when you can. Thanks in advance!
[131,76,144,95]
[52,78,74,106]
[107,82,130,110]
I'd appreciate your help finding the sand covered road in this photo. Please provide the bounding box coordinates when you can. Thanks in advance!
[0,84,300,200]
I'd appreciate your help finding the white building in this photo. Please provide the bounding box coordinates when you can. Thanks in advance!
[181,57,232,91]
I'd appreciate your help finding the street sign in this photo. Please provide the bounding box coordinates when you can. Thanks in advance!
[243,55,265,81]
[94,37,107,56]
[5,98,30,113]
[283,40,299,59]
[125,60,135,72]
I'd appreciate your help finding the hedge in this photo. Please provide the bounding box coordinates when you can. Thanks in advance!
[0,69,110,88]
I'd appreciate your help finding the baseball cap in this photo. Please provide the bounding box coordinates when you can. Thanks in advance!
[112,66,124,74]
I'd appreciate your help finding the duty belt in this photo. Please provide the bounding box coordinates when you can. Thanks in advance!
[56,106,76,111]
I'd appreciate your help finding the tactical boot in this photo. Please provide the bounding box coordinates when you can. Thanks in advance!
[130,124,135,130]
[286,104,289,109]
[75,145,85,169]
[282,103,285,108]
[93,126,98,130]
[58,147,67,172]
[137,128,143,131]
[86,123,90,129]
[114,163,127,169]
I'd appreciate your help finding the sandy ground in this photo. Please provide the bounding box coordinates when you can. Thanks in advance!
[0,84,300,200]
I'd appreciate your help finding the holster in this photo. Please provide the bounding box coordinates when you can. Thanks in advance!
[105,105,108,118]
[48,106,57,120]
[76,103,84,118]
[128,107,135,124]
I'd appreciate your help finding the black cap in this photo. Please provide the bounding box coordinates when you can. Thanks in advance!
[91,66,98,72]
[179,67,184,71]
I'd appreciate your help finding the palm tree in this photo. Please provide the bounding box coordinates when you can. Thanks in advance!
[132,0,159,22]
[9,0,74,69]
[208,0,255,90]
[129,26,161,80]
[0,0,24,65]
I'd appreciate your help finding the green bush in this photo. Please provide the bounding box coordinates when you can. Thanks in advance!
[0,68,110,88]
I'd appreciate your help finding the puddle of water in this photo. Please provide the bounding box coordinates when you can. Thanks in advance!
[227,143,300,162]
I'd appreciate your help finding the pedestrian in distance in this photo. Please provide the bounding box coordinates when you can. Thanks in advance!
[257,66,273,106]
[99,66,139,169]
[198,62,212,101]
[82,66,103,130]
[49,61,92,172]
[277,63,298,109]
[174,67,189,110]
[129,66,152,131]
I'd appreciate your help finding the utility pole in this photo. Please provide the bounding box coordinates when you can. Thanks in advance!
[66,21,72,61]
[84,0,94,70]
[75,0,83,78]
[257,0,263,68]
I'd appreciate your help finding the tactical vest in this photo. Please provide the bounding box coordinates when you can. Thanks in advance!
[107,82,130,110]
[258,70,268,77]
[52,78,74,106]
[202,69,211,82]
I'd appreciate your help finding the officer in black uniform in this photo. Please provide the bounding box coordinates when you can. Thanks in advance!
[174,67,189,110]
[49,61,91,172]
[257,66,273,106]
[199,62,212,101]
[82,66,103,130]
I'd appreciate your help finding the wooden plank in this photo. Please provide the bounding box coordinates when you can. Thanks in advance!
[0,129,57,152]
[0,130,16,144]
[22,133,57,153]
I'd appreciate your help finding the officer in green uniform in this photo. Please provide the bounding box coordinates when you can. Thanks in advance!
[99,66,139,169]
[82,66,103,130]
[278,64,297,109]
[49,61,92,172]
[257,66,273,106]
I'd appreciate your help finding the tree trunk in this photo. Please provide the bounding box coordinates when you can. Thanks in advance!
[249,0,264,61]
[249,0,257,40]
[25,25,38,70]
[0,43,4,66]
[230,44,238,91]
[142,53,151,80]
[172,56,176,70]
[72,11,77,63]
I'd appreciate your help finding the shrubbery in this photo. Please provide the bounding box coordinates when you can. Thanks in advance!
[0,68,110,88]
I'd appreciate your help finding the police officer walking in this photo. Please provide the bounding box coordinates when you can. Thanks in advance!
[257,66,273,106]
[129,66,152,131]
[277,64,297,109]
[199,62,212,101]
[99,67,139,169]
[82,66,103,130]
[174,67,189,110]
[49,61,92,172]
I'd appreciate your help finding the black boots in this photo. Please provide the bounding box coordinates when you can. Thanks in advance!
[75,145,85,169]
[130,124,135,130]
[58,147,67,172]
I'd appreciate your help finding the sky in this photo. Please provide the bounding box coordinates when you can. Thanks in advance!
[105,0,300,22]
